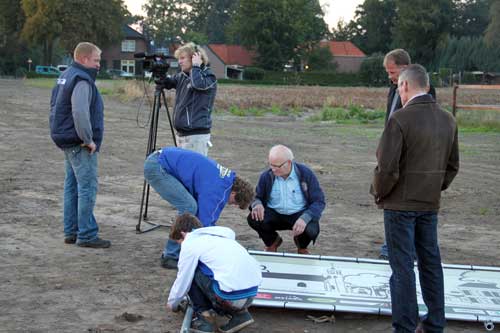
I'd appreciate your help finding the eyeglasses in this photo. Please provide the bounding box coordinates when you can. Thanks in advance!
[270,160,289,169]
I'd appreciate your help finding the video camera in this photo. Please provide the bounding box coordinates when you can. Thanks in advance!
[134,52,173,80]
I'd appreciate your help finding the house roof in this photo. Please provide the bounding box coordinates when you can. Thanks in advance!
[123,25,145,39]
[320,41,365,57]
[207,44,254,66]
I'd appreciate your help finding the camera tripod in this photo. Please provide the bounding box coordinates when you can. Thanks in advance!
[136,82,177,233]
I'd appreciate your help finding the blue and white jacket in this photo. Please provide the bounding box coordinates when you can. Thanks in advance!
[158,147,234,226]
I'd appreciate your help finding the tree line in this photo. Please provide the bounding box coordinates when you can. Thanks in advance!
[1,0,499,76]
[333,0,500,72]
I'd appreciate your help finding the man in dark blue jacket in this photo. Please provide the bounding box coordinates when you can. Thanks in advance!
[160,42,217,156]
[247,145,325,254]
[49,42,110,248]
[144,147,254,269]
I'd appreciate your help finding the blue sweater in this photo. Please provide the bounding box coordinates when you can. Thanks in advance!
[253,162,326,223]
[158,147,235,226]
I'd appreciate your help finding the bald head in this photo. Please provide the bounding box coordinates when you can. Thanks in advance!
[268,145,294,178]
[269,145,294,161]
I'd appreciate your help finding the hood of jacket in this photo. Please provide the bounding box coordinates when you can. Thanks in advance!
[188,226,235,240]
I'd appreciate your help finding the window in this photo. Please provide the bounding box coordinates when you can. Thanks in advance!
[121,40,136,52]
[121,60,135,74]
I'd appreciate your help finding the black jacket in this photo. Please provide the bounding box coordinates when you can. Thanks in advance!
[163,65,217,136]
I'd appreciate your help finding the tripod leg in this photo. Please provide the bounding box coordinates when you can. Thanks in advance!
[136,179,149,232]
[161,90,178,147]
[137,86,162,231]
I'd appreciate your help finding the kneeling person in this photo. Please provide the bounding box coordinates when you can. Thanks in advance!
[167,213,262,333]
[248,145,326,254]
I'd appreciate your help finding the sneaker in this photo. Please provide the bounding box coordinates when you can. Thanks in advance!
[64,236,76,244]
[264,236,283,252]
[76,238,111,248]
[293,236,309,254]
[160,255,178,269]
[379,254,389,260]
[219,310,254,333]
[190,314,215,333]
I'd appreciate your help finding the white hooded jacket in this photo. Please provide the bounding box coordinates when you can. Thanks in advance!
[167,226,262,306]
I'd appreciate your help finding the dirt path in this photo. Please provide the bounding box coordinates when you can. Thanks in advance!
[0,79,499,332]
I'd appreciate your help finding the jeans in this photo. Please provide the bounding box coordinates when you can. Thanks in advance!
[189,268,254,315]
[176,133,211,156]
[247,208,319,248]
[63,145,99,242]
[144,151,197,259]
[384,210,445,333]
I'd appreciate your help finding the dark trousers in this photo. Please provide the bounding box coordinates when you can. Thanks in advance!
[384,210,445,333]
[247,208,319,249]
[188,269,253,315]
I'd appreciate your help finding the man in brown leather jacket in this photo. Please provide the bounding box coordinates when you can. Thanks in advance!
[371,64,459,333]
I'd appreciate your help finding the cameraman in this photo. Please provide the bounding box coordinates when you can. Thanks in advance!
[161,42,217,156]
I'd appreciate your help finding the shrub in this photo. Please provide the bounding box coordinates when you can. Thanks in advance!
[243,67,265,80]
[359,55,387,87]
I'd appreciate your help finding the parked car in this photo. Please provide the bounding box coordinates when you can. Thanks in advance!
[57,64,68,72]
[106,69,135,79]
[35,65,61,76]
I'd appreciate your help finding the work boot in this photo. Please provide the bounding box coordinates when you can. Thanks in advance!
[219,310,254,333]
[264,236,282,252]
[76,238,111,248]
[64,235,76,244]
[293,236,309,254]
[190,313,215,333]
[160,255,178,270]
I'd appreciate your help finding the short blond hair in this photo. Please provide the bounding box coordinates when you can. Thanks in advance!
[174,42,209,65]
[74,42,101,61]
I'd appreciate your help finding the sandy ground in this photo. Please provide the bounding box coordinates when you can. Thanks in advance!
[0,79,499,332]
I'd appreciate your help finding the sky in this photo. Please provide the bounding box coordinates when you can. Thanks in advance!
[123,0,364,29]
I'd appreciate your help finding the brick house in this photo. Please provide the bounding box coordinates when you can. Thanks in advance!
[100,25,148,75]
[320,40,366,73]
[203,44,255,79]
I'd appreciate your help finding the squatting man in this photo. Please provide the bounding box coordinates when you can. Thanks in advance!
[166,213,262,333]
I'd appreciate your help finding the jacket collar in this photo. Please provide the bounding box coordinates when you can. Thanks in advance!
[404,93,435,108]
[72,62,98,82]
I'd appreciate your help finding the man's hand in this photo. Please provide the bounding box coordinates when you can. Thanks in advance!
[82,142,96,154]
[251,204,265,221]
[192,52,202,67]
[292,218,306,236]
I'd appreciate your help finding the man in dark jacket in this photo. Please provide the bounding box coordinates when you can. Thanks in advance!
[49,42,110,248]
[379,48,437,259]
[247,145,325,254]
[371,64,459,333]
[161,42,217,156]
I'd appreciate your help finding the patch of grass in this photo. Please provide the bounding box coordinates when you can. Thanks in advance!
[24,78,57,88]
[478,207,489,215]
[308,104,385,124]
[456,109,500,132]
[228,105,301,117]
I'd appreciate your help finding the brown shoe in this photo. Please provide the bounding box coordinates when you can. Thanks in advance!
[293,236,310,254]
[265,236,283,252]
[297,248,310,255]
